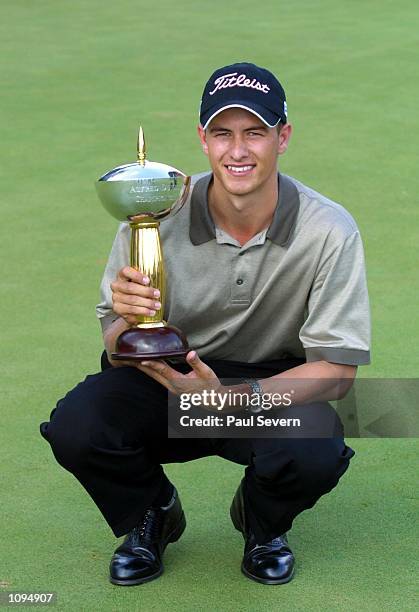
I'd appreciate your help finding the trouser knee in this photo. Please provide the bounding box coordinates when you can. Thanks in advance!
[252,438,354,497]
[40,372,113,473]
[43,395,92,473]
[41,367,167,474]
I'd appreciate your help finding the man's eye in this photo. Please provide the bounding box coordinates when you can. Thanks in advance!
[248,131,263,137]
[215,132,230,137]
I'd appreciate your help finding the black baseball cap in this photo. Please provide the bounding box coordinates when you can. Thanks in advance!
[199,62,287,129]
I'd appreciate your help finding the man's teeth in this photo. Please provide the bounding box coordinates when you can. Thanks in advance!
[227,165,253,173]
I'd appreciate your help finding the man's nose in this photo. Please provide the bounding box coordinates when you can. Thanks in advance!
[229,137,249,160]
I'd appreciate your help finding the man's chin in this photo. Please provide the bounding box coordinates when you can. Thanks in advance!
[222,178,256,197]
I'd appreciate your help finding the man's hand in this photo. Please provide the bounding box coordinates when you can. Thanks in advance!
[137,351,222,399]
[110,266,162,326]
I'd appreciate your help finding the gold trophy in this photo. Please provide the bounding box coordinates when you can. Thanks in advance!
[96,127,191,360]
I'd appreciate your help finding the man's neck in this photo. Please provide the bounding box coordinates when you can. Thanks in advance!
[208,173,279,246]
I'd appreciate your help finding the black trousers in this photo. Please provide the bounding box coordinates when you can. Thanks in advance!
[40,356,355,544]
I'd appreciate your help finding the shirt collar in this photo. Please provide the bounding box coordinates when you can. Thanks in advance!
[215,226,268,249]
[189,172,300,247]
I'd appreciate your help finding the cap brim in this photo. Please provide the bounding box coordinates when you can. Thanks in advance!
[201,102,281,130]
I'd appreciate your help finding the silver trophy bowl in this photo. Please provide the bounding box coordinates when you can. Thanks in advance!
[95,128,189,221]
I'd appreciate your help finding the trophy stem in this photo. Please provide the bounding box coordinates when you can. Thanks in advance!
[130,220,165,326]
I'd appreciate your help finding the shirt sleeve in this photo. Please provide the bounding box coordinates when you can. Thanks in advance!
[95,223,130,334]
[299,230,371,365]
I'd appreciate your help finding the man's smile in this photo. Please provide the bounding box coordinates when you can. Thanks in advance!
[225,164,256,177]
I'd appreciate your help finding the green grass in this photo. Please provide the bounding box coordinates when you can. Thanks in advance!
[1,1,418,610]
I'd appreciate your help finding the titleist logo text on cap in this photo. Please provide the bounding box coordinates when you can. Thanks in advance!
[209,72,271,96]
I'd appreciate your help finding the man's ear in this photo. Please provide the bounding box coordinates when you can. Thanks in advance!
[197,124,209,155]
[277,123,292,155]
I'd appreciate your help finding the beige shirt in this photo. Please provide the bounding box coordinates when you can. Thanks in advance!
[96,173,371,365]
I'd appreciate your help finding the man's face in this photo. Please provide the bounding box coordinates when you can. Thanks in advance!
[198,107,291,198]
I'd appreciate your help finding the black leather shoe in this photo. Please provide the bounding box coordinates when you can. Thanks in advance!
[230,480,295,585]
[109,487,186,586]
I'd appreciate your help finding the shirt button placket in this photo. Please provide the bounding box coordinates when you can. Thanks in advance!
[231,251,250,303]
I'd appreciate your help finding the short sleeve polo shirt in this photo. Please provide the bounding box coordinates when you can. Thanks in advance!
[96,172,371,366]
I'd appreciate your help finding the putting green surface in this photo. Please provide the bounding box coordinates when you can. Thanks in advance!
[1,1,418,610]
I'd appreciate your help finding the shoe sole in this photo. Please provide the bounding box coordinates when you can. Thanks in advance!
[109,511,186,587]
[241,563,295,585]
[109,567,164,586]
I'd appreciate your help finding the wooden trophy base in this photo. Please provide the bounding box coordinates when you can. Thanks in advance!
[111,324,189,361]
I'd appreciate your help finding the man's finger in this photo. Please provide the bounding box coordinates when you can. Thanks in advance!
[140,360,179,378]
[118,266,150,285]
[136,363,178,394]
[186,351,214,378]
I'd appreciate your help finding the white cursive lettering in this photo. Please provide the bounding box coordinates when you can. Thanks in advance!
[209,72,270,95]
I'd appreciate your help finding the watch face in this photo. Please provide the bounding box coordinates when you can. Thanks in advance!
[249,403,263,414]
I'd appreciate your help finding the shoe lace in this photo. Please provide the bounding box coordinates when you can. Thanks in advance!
[271,534,287,546]
[130,509,161,547]
[248,533,291,554]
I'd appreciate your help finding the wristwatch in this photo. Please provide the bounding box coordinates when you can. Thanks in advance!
[243,378,264,414]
